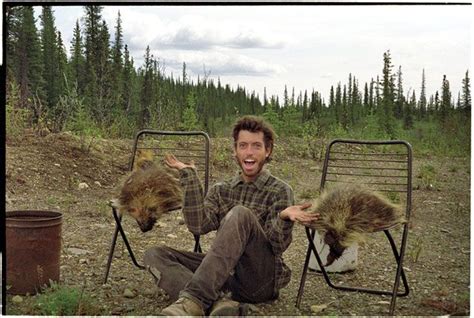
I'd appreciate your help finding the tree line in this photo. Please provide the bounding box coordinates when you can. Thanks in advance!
[5,5,471,149]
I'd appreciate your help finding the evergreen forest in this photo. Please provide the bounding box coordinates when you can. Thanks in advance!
[5,5,471,156]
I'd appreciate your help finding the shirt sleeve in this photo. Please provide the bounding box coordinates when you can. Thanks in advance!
[179,167,221,235]
[264,185,295,255]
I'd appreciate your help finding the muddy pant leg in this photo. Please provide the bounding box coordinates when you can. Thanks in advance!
[181,205,275,310]
[227,228,276,303]
[143,245,205,302]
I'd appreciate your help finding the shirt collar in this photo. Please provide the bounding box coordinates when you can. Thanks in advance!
[231,169,271,190]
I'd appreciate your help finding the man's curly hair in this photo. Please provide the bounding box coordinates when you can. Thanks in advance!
[232,116,275,163]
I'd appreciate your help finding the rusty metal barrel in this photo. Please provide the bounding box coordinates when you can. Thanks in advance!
[6,210,63,295]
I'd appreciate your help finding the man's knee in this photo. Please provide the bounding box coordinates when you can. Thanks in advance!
[144,245,172,266]
[224,205,258,226]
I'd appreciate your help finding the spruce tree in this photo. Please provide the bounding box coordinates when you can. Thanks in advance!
[403,90,414,129]
[418,69,427,119]
[363,82,369,115]
[5,6,23,69]
[40,6,60,109]
[329,85,335,114]
[283,85,289,108]
[335,83,342,124]
[111,10,124,112]
[379,51,396,138]
[69,20,85,94]
[302,90,308,122]
[342,85,349,130]
[348,73,352,110]
[395,66,404,119]
[122,44,135,114]
[15,7,45,113]
[351,77,359,124]
[369,78,374,115]
[461,70,471,113]
[440,75,451,124]
[139,46,154,129]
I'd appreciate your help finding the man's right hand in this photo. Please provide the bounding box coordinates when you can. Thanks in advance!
[164,153,196,170]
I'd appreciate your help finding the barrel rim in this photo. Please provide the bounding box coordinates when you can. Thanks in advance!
[6,210,63,221]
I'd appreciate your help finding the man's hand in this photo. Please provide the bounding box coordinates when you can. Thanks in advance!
[279,203,320,226]
[164,153,196,170]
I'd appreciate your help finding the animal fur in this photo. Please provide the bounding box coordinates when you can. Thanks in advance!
[117,149,183,232]
[308,184,406,266]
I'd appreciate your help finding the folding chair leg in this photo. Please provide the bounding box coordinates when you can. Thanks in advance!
[385,229,410,297]
[193,234,202,253]
[387,227,410,314]
[104,208,146,283]
[104,219,120,284]
[297,227,410,313]
[111,208,146,270]
[296,229,316,308]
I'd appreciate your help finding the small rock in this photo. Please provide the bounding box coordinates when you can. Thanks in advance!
[167,234,178,239]
[66,247,90,255]
[73,164,78,168]
[309,166,319,172]
[94,181,102,187]
[376,300,390,305]
[78,182,89,190]
[143,288,155,296]
[157,221,167,228]
[111,307,124,315]
[79,258,89,264]
[310,304,328,314]
[12,295,23,303]
[54,163,60,167]
[123,288,136,298]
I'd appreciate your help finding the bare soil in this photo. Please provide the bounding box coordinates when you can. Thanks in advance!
[5,132,470,316]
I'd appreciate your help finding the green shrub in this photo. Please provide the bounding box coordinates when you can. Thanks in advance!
[417,164,437,190]
[34,282,102,316]
[6,79,31,138]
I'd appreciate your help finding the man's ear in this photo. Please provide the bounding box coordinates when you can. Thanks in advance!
[265,146,272,158]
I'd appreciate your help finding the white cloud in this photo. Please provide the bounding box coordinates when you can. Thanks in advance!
[155,50,286,77]
[149,20,286,51]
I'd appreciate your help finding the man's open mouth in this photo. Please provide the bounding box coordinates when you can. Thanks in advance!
[243,159,256,169]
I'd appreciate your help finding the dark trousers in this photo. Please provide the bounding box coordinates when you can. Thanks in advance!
[143,205,277,310]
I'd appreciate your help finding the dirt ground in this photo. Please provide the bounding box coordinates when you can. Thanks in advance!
[4,131,470,316]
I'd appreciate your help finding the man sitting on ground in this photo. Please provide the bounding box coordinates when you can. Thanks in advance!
[144,115,319,316]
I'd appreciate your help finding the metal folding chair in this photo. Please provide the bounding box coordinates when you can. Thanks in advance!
[296,139,412,315]
[104,130,211,283]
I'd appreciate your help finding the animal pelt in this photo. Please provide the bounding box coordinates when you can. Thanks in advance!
[308,184,406,266]
[117,149,183,232]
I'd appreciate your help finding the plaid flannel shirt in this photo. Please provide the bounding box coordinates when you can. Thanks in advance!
[178,167,295,292]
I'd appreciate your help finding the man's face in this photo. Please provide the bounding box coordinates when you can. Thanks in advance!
[234,130,271,182]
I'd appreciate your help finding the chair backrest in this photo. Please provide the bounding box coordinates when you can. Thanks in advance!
[320,139,412,220]
[129,130,211,195]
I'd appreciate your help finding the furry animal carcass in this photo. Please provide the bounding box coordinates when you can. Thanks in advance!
[116,150,183,232]
[308,184,406,266]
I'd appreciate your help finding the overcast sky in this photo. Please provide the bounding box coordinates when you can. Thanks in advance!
[29,4,472,103]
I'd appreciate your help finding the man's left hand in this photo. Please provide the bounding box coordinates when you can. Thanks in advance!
[279,203,320,226]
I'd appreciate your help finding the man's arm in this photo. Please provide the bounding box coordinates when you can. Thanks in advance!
[265,187,320,255]
[166,154,221,235]
[263,187,295,255]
